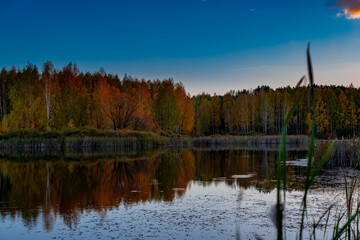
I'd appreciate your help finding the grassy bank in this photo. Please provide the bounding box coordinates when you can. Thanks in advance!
[0,146,164,162]
[188,135,309,149]
[1,129,360,168]
[0,128,310,150]
[318,138,360,167]
[0,128,163,150]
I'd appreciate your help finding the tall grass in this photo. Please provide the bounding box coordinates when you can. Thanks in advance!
[0,128,310,151]
[0,128,164,150]
[275,43,360,239]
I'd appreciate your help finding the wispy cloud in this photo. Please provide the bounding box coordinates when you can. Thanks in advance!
[327,0,360,19]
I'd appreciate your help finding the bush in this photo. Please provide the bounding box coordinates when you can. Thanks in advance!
[157,130,170,137]
[166,129,175,136]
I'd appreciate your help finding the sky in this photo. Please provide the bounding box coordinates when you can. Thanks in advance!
[1,0,360,95]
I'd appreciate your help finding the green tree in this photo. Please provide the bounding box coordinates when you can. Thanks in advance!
[7,63,44,129]
[154,79,178,132]
[195,96,212,135]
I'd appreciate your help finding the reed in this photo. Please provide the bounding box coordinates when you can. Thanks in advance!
[275,43,360,239]
[0,128,311,151]
[0,129,165,150]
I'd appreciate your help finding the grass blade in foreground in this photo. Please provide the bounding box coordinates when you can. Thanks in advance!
[276,76,306,240]
[299,43,316,240]
[275,43,360,240]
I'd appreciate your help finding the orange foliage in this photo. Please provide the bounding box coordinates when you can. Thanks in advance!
[175,83,195,133]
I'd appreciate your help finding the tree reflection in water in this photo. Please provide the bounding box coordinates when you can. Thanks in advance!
[0,149,306,231]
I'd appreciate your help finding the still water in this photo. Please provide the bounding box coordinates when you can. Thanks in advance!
[0,149,354,239]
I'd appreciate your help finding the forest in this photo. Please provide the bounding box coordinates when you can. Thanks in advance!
[0,61,358,138]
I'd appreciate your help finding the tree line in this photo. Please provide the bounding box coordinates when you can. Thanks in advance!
[0,62,359,138]
[193,85,360,138]
[0,62,194,134]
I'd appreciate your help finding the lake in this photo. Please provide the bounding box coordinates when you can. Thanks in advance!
[0,149,355,239]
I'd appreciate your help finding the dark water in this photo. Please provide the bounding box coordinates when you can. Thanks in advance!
[0,149,354,239]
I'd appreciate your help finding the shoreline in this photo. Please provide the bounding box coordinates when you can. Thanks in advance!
[1,130,359,167]
[0,129,309,150]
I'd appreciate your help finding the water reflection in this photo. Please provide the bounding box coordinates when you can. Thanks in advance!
[0,149,307,232]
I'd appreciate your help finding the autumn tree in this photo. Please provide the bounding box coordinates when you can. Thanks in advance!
[195,95,212,135]
[6,63,45,130]
[347,95,358,137]
[132,80,155,131]
[0,68,10,121]
[41,61,59,130]
[175,83,194,133]
[249,92,258,132]
[338,90,351,134]
[324,88,339,133]
[92,77,113,129]
[258,89,274,134]
[313,90,330,135]
[222,93,234,133]
[94,78,140,130]
[208,95,221,134]
[3,61,360,138]
[230,94,250,133]
[55,63,90,129]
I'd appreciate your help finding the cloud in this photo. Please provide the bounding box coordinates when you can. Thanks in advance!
[327,0,360,19]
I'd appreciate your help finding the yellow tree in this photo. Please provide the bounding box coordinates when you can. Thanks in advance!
[195,96,212,135]
[338,90,350,132]
[41,61,59,130]
[258,89,274,134]
[313,92,330,135]
[282,90,291,133]
[55,63,90,129]
[210,95,221,134]
[230,94,250,133]
[0,68,10,121]
[238,94,250,133]
[323,88,339,133]
[7,63,45,130]
[249,92,258,132]
[348,96,358,137]
[222,93,234,133]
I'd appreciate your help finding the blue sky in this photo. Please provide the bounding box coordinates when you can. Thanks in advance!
[1,0,360,95]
